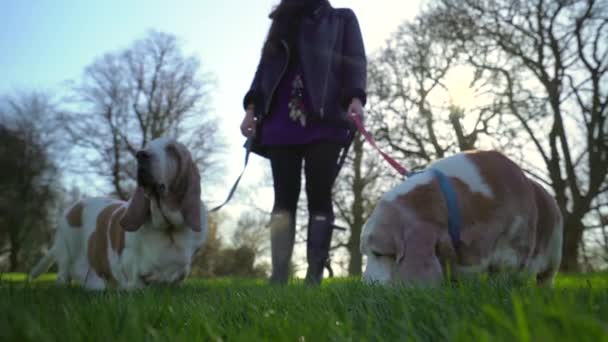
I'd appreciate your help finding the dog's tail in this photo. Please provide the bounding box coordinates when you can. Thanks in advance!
[29,247,56,280]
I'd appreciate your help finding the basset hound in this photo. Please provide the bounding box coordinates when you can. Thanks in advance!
[361,150,563,286]
[29,138,207,290]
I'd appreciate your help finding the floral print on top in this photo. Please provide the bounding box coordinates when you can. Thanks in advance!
[288,74,307,127]
[259,63,350,147]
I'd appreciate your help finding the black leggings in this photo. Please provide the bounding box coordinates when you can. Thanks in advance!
[267,141,343,217]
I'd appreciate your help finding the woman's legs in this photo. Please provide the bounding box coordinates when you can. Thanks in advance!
[303,141,343,285]
[267,146,303,284]
[266,142,343,285]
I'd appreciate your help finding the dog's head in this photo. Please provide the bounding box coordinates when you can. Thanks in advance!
[361,173,445,286]
[120,137,202,232]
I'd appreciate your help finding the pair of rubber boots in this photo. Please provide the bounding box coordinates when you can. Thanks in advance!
[268,211,333,286]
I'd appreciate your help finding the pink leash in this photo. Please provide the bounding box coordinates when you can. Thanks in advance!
[349,112,409,176]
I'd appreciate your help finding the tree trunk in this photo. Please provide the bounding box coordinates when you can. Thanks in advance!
[325,260,334,278]
[348,237,363,276]
[560,218,584,273]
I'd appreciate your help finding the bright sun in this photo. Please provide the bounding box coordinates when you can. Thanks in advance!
[445,66,477,109]
[448,82,476,109]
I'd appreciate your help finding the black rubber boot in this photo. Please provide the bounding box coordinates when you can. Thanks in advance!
[269,211,295,285]
[305,213,334,286]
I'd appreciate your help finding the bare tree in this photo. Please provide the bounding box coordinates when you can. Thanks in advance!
[370,17,511,165]
[0,92,59,272]
[429,0,608,271]
[63,31,223,199]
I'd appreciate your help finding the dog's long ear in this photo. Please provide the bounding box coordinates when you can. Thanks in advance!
[166,142,202,232]
[120,187,151,231]
[394,221,443,286]
[181,163,202,232]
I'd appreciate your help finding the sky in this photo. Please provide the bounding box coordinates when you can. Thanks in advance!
[0,0,425,224]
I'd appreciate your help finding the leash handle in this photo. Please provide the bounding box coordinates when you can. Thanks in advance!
[349,112,409,176]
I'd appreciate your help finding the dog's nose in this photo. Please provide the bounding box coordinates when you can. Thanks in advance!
[136,150,150,162]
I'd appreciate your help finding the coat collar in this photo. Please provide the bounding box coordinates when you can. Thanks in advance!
[311,1,331,20]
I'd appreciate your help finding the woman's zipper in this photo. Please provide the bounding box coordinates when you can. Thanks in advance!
[264,40,290,116]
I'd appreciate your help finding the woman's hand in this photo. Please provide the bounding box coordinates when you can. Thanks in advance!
[240,106,258,138]
[348,98,364,119]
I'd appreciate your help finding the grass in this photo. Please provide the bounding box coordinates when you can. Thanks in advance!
[1,273,607,341]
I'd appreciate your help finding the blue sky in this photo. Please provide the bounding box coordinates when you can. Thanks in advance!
[0,0,423,215]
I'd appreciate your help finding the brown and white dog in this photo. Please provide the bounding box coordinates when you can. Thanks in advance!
[361,150,563,286]
[29,138,207,290]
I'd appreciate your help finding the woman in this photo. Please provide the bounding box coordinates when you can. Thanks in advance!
[240,0,366,286]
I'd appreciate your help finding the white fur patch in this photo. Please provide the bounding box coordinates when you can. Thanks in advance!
[145,137,172,187]
[428,153,493,197]
[383,153,493,203]
[491,216,525,267]
[149,199,184,230]
[363,254,394,284]
[361,205,397,284]
[147,137,172,153]
[360,205,382,254]
[383,171,435,202]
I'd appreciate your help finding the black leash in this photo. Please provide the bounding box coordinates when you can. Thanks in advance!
[209,138,253,212]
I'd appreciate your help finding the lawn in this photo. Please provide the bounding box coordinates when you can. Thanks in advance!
[1,273,607,341]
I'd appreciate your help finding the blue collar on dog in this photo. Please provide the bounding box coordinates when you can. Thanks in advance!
[430,169,462,250]
[407,169,462,250]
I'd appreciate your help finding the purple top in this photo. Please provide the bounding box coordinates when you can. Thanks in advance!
[260,64,350,146]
